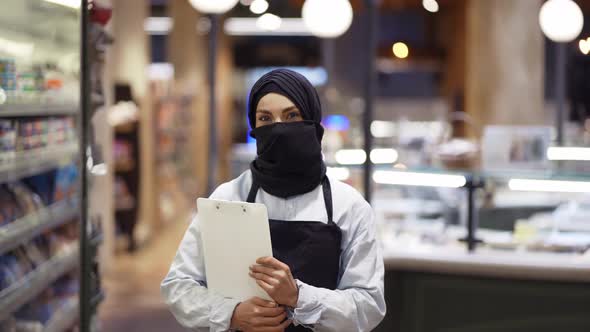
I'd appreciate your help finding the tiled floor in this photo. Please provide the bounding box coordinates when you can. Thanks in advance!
[99,218,189,332]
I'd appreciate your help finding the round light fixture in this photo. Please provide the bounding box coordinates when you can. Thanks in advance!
[256,13,282,31]
[579,37,590,55]
[250,0,268,14]
[187,0,239,14]
[302,0,353,38]
[422,0,439,13]
[539,0,584,42]
[392,42,409,59]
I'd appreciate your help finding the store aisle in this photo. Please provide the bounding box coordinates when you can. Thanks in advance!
[99,216,191,332]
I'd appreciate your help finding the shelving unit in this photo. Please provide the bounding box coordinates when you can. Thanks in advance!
[0,104,79,118]
[0,143,79,183]
[0,246,79,322]
[0,196,79,255]
[43,297,80,332]
[0,1,101,330]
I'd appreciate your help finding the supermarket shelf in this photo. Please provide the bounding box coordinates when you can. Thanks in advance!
[0,246,79,322]
[0,196,80,256]
[43,297,79,332]
[0,104,79,118]
[0,143,78,183]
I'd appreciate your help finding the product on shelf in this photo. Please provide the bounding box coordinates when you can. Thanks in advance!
[17,118,49,151]
[0,116,77,163]
[0,57,79,107]
[15,278,79,326]
[48,117,76,146]
[17,67,45,93]
[0,254,24,292]
[0,117,76,157]
[22,239,50,269]
[23,170,57,206]
[0,58,17,92]
[0,167,78,230]
[0,184,21,227]
[7,182,45,215]
[0,119,17,161]
[1,223,80,326]
[53,164,79,202]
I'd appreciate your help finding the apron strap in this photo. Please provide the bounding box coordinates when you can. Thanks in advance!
[246,179,260,203]
[246,176,334,223]
[321,177,334,223]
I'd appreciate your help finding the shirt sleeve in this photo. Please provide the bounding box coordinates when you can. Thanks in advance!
[290,200,386,332]
[160,213,241,332]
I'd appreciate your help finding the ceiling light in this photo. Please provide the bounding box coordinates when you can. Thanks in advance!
[302,0,353,38]
[370,121,396,138]
[256,13,282,31]
[250,0,269,15]
[422,0,439,13]
[370,148,399,164]
[539,0,584,42]
[579,38,590,55]
[547,147,590,161]
[373,170,467,188]
[509,179,590,193]
[225,17,311,36]
[335,149,366,165]
[392,42,409,59]
[188,0,239,14]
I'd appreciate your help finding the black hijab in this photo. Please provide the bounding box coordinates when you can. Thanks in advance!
[248,69,326,198]
[248,69,323,129]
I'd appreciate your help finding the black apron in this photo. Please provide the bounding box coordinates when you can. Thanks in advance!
[246,176,342,331]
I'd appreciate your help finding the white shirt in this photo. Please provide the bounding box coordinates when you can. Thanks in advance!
[161,171,386,332]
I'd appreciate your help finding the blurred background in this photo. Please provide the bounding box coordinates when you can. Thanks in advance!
[1,0,590,331]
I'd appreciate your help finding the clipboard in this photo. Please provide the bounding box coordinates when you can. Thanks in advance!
[197,198,273,301]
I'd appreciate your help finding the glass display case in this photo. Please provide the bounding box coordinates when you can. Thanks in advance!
[324,112,590,255]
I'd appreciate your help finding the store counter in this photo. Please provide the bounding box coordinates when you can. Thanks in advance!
[374,238,590,332]
[382,242,590,283]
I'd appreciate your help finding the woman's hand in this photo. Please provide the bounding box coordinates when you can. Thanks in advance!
[250,257,299,308]
[230,297,291,332]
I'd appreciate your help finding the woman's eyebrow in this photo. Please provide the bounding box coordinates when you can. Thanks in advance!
[281,106,298,113]
[256,110,272,114]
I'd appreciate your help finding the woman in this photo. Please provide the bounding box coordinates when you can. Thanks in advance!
[161,69,386,332]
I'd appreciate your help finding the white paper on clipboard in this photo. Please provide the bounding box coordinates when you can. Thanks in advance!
[197,198,273,302]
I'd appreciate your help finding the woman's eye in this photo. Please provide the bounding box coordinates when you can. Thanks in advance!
[287,112,301,119]
[258,115,271,122]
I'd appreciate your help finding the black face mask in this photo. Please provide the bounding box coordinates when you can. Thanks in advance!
[250,121,326,198]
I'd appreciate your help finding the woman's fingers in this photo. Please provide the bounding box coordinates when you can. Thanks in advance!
[250,264,274,275]
[256,279,277,296]
[250,270,280,285]
[258,305,285,317]
[254,311,287,326]
[256,256,290,272]
[250,297,278,308]
[251,264,290,280]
